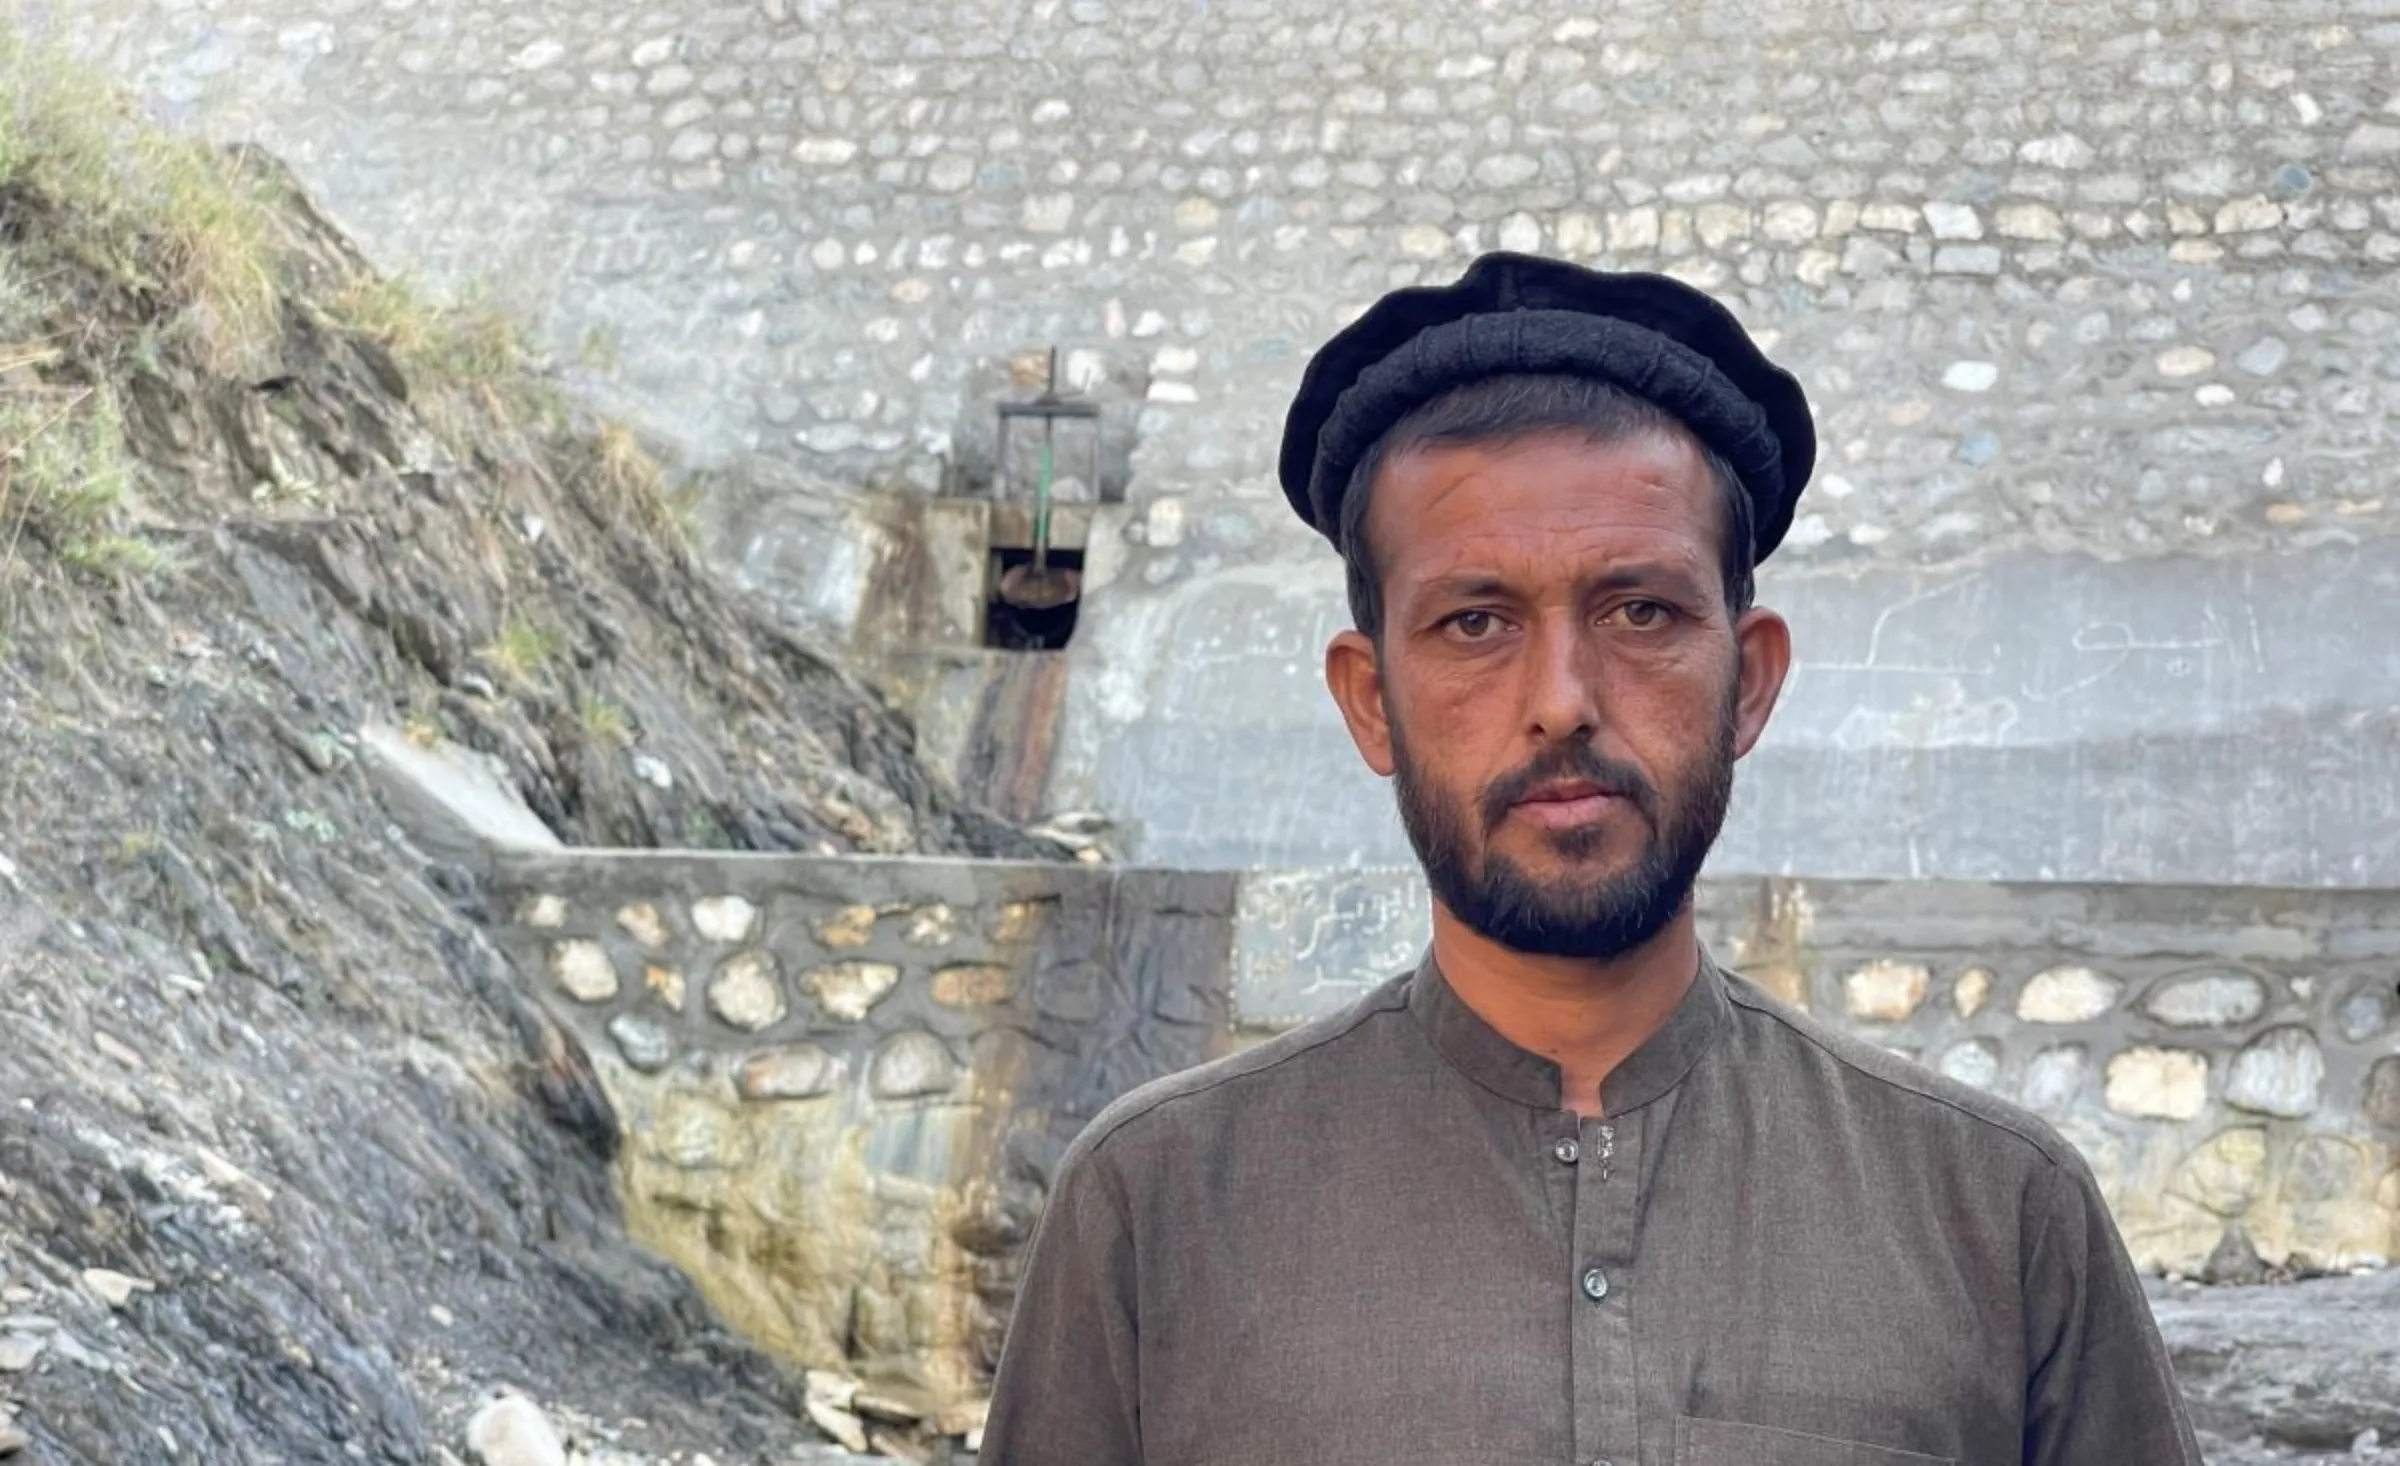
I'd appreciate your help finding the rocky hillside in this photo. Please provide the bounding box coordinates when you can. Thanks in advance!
[0,37,1040,1464]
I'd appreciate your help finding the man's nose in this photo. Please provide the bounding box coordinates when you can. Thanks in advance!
[1523,615,1601,744]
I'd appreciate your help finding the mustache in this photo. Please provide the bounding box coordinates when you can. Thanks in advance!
[1479,742,1660,832]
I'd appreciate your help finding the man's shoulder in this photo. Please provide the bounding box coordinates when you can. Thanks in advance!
[1062,973,1415,1168]
[1720,967,2088,1177]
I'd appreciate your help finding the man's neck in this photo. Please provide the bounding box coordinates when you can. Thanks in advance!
[1428,905,1702,1117]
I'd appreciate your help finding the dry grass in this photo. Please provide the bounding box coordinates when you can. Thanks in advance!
[0,26,282,372]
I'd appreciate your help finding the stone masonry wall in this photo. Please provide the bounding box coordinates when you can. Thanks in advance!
[486,844,2398,1410]
[485,849,1235,1420]
[62,0,2400,577]
[1240,871,2400,1276]
[61,0,2400,885]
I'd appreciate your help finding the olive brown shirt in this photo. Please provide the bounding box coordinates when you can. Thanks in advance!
[983,953,2201,1466]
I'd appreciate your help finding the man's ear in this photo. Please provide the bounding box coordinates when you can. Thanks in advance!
[1729,606,1792,760]
[1324,629,1397,778]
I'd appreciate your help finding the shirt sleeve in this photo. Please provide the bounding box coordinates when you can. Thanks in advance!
[979,1134,1142,1466]
[2021,1152,2204,1465]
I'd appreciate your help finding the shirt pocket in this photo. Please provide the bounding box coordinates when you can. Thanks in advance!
[1675,1415,1956,1466]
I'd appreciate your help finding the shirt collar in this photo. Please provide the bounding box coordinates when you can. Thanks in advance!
[1405,946,1731,1115]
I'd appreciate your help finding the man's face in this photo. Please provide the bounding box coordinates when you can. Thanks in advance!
[1325,428,1788,959]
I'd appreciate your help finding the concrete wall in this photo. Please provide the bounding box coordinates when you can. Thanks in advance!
[62,0,2400,887]
[486,840,2400,1405]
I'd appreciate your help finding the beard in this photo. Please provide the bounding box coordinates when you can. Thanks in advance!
[1389,684,1738,960]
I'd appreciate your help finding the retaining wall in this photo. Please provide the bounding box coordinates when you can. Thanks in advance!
[488,849,2400,1407]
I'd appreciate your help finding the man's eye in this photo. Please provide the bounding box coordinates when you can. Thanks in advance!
[1609,600,1672,629]
[1447,610,1501,639]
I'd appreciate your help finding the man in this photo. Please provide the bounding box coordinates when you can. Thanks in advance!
[982,254,2201,1465]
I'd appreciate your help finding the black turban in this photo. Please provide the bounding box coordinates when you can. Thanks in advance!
[1276,252,1817,564]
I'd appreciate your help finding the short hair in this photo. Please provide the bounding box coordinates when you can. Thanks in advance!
[1337,375,1758,639]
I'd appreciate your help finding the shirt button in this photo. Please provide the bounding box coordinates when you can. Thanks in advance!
[1552,1138,1580,1165]
[1580,1266,1610,1301]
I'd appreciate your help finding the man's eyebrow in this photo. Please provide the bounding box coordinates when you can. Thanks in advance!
[1415,562,1705,601]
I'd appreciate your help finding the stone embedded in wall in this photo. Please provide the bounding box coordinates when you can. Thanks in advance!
[1953,968,1992,1019]
[519,894,568,929]
[930,963,1012,1007]
[802,960,901,1022]
[2364,1057,2400,1133]
[738,1044,843,1101]
[1843,959,1930,1023]
[608,1013,675,1073]
[2022,1045,2088,1114]
[814,904,878,949]
[901,904,958,948]
[2018,966,2124,1025]
[2337,981,2395,1044]
[870,1031,958,1099]
[2225,1026,2325,1118]
[709,951,786,1031]
[2172,1126,2269,1217]
[1938,1038,2001,1091]
[616,902,672,950]
[2143,972,2268,1028]
[2282,1135,2373,1230]
[989,900,1047,944]
[692,894,758,944]
[2105,1047,2210,1121]
[549,939,618,1004]
[645,965,686,1011]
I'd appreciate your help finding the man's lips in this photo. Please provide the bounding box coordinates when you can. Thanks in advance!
[1509,781,1625,830]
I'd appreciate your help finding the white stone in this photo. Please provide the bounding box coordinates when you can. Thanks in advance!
[1843,960,1930,1023]
[1022,193,1076,233]
[2017,966,2123,1024]
[2215,196,2283,234]
[1858,201,1919,234]
[1922,201,1983,240]
[2021,1045,2087,1113]
[709,952,785,1031]
[615,902,670,950]
[806,1399,870,1453]
[2236,338,2290,376]
[902,904,959,948]
[1939,1039,2002,1091]
[2156,346,2217,378]
[1150,345,1200,375]
[1942,361,2000,393]
[1932,244,2003,275]
[1995,203,2065,242]
[739,1044,843,1101]
[692,895,758,943]
[519,894,568,929]
[1398,224,1451,259]
[1556,212,1601,257]
[1173,197,1220,231]
[1146,380,1198,404]
[1761,201,1819,245]
[1608,207,1661,252]
[1953,968,1993,1019]
[2344,122,2400,157]
[2104,1047,2210,1121]
[2225,1027,2325,1118]
[802,960,900,1022]
[2145,973,2267,1028]
[808,238,846,270]
[871,1031,959,1098]
[1499,212,1544,254]
[82,1267,152,1307]
[467,1396,567,1466]
[607,1013,673,1073]
[1145,497,1188,549]
[508,39,565,71]
[1694,204,1751,250]
[2018,133,2096,169]
[549,941,617,1004]
[2194,384,2236,407]
[0,1335,46,1372]
[926,154,976,192]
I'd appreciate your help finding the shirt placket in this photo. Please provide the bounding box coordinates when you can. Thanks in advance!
[1565,1109,1641,1466]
